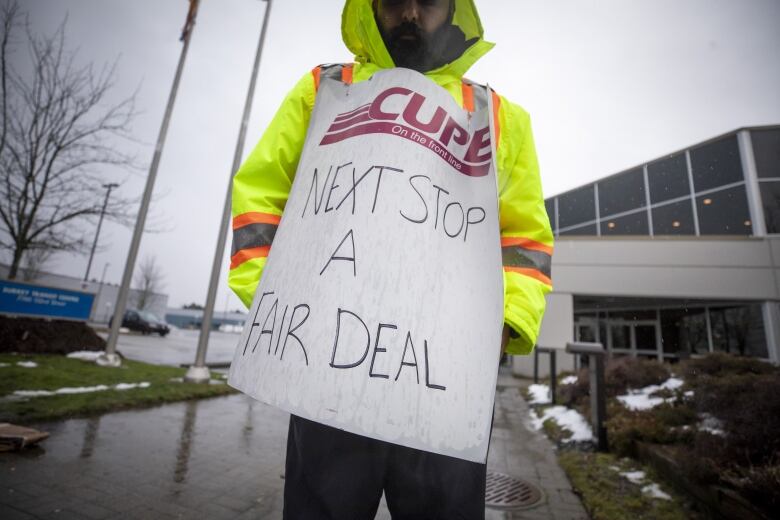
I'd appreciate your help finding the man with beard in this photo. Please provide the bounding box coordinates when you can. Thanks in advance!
[229,1,553,518]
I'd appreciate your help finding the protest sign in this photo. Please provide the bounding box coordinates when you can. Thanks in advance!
[228,68,503,462]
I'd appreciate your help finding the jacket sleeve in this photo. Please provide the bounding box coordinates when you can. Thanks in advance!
[495,96,554,355]
[228,71,317,308]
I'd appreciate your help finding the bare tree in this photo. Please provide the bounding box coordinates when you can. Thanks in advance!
[133,255,165,310]
[0,2,137,279]
[20,245,53,281]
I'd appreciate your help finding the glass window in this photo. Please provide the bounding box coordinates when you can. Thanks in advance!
[709,305,767,358]
[690,135,743,192]
[598,168,646,216]
[696,185,752,235]
[558,185,595,228]
[600,210,649,236]
[651,199,695,235]
[545,199,556,230]
[751,129,780,179]
[608,310,657,321]
[661,308,708,355]
[648,153,690,203]
[760,181,780,234]
[610,324,631,350]
[559,223,597,236]
[634,325,658,352]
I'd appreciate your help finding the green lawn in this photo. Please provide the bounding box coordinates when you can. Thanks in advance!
[0,354,236,423]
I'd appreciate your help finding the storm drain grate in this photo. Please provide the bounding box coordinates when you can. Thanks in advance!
[485,471,543,510]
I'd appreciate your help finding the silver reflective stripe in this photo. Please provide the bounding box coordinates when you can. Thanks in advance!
[319,63,344,83]
[463,78,490,112]
[231,223,278,256]
[502,246,552,278]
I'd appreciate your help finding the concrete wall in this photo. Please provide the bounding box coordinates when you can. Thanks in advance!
[552,236,780,301]
[511,293,576,378]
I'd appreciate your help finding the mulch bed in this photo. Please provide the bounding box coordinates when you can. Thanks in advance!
[0,316,105,354]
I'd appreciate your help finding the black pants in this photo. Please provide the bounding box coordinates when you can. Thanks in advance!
[283,415,487,520]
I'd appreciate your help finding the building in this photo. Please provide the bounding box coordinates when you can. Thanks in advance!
[164,308,247,331]
[517,125,780,376]
[0,264,168,323]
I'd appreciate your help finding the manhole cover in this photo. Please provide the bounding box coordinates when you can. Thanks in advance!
[485,471,543,510]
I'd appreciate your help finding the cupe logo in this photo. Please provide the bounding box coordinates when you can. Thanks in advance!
[319,87,492,177]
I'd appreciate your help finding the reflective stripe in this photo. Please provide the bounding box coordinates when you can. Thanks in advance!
[491,89,501,146]
[232,211,281,229]
[341,63,354,85]
[311,66,322,91]
[232,222,278,256]
[504,266,552,286]
[501,236,553,256]
[230,246,270,270]
[462,82,474,112]
[502,246,551,278]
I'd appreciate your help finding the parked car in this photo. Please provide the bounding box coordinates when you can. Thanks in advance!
[110,309,170,337]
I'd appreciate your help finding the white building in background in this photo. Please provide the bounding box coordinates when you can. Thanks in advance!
[517,125,780,377]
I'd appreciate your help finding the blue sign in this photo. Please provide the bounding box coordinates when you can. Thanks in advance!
[0,280,95,321]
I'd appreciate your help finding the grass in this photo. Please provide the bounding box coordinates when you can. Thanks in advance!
[558,450,702,520]
[0,353,236,423]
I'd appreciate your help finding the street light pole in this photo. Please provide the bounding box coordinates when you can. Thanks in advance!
[98,0,201,367]
[185,0,274,382]
[84,183,119,281]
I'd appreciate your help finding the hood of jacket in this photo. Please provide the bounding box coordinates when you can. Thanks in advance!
[341,0,494,80]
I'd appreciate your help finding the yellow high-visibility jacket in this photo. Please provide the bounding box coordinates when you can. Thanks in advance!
[229,0,553,355]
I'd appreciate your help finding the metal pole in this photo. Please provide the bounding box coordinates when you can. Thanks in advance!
[549,350,557,405]
[591,354,608,451]
[84,183,118,281]
[95,262,109,322]
[186,0,274,382]
[533,348,539,384]
[98,1,200,367]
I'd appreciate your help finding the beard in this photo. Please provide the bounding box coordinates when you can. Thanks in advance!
[381,21,466,73]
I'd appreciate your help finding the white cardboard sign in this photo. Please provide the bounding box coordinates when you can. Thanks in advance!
[228,68,503,462]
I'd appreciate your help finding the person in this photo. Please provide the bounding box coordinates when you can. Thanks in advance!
[228,0,553,518]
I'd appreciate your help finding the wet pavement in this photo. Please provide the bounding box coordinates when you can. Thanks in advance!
[109,329,239,367]
[0,371,588,519]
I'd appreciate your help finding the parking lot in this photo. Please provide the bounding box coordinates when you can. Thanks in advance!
[107,328,241,368]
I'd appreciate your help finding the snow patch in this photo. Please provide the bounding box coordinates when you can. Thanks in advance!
[13,382,151,397]
[0,363,9,368]
[560,375,578,385]
[698,413,726,436]
[617,377,685,411]
[17,361,38,368]
[642,483,672,500]
[620,470,646,484]
[527,384,551,404]
[66,351,103,361]
[530,405,593,442]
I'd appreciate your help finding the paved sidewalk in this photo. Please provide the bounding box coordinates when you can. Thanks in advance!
[1,372,587,519]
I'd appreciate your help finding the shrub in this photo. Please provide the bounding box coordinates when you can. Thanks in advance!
[680,352,774,381]
[559,356,671,408]
[606,402,695,457]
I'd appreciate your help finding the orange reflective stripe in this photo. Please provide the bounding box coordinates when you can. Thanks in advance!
[491,89,501,147]
[311,65,322,92]
[341,64,354,85]
[501,236,553,256]
[504,266,552,286]
[461,81,474,112]
[230,246,270,270]
[232,212,281,230]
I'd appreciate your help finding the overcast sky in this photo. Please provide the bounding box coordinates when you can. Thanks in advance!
[17,0,780,312]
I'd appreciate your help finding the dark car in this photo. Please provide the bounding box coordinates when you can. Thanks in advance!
[110,309,170,337]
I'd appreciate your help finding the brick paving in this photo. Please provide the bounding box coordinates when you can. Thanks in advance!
[0,370,588,519]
